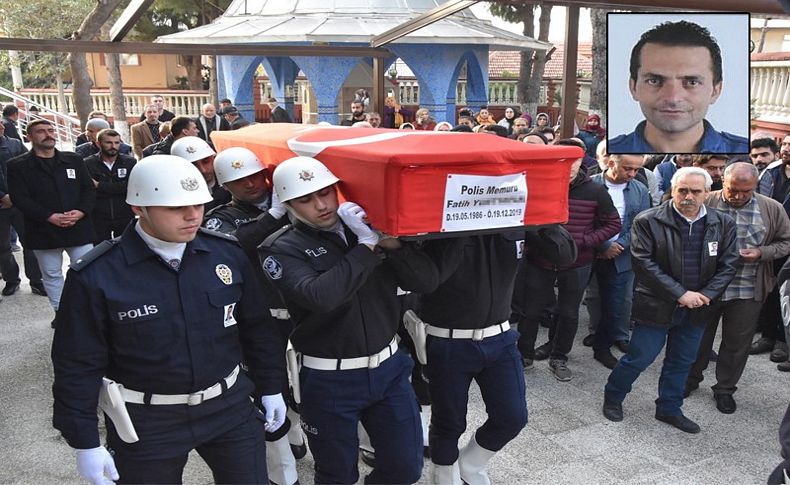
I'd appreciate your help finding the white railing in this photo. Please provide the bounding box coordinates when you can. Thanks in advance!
[0,86,81,148]
[751,61,790,123]
[256,79,309,104]
[19,89,211,119]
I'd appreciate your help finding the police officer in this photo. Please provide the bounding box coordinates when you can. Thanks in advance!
[204,146,301,485]
[52,155,287,484]
[418,233,529,484]
[259,156,438,484]
[171,136,231,211]
[204,147,278,234]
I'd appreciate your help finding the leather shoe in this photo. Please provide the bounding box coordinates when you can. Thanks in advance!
[770,342,788,363]
[2,280,20,296]
[655,412,701,433]
[714,393,736,414]
[614,340,630,353]
[778,361,790,372]
[683,381,699,398]
[359,448,376,468]
[602,396,623,422]
[750,337,774,355]
[534,342,551,361]
[30,282,47,296]
[594,350,618,369]
[582,333,595,347]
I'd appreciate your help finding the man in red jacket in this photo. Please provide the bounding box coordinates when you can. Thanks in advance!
[517,138,621,381]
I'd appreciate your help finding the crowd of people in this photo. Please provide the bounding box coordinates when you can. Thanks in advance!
[1,92,789,485]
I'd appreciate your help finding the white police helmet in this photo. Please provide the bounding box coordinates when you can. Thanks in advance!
[214,147,265,186]
[126,155,213,207]
[272,156,339,203]
[171,136,215,163]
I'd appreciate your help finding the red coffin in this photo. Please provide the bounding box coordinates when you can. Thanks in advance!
[211,124,579,238]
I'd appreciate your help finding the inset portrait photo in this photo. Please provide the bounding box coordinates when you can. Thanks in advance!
[607,13,750,155]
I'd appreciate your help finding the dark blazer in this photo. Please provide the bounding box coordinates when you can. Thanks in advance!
[83,153,136,221]
[195,115,231,148]
[630,201,738,328]
[7,150,96,249]
[0,136,26,201]
[270,105,293,123]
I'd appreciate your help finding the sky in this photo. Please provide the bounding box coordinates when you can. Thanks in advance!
[469,4,593,43]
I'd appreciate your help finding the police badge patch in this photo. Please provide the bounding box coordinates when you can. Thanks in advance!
[180,177,200,191]
[298,170,314,182]
[215,264,233,285]
[205,218,222,231]
[263,256,283,280]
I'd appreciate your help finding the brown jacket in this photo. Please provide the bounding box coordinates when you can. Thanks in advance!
[706,191,790,301]
[130,121,159,159]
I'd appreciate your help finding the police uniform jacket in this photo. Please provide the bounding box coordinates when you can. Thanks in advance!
[260,220,439,358]
[7,149,96,249]
[84,153,136,222]
[52,225,286,449]
[418,233,523,329]
[609,120,749,154]
[204,198,265,234]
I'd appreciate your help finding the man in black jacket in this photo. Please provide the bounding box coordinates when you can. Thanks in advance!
[268,98,293,123]
[195,103,230,149]
[84,129,136,243]
[7,119,95,320]
[0,120,44,297]
[602,167,738,433]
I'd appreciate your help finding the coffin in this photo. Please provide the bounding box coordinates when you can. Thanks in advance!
[211,124,579,238]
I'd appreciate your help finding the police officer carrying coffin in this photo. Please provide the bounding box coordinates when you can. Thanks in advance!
[259,156,439,484]
[204,147,278,234]
[52,155,287,484]
[418,232,529,485]
[202,146,302,485]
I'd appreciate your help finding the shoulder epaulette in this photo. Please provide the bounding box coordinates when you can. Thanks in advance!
[260,224,292,249]
[199,227,239,242]
[70,238,120,271]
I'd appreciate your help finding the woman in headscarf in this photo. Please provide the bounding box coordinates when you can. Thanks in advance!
[535,112,551,129]
[497,106,520,135]
[578,113,607,158]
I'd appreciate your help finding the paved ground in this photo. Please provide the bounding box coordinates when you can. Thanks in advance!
[1,250,788,484]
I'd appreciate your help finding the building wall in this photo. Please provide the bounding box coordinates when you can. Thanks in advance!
[86,53,188,89]
[750,27,789,53]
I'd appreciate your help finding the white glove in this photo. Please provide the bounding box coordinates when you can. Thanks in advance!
[268,189,287,219]
[337,202,379,247]
[76,446,119,485]
[261,393,287,433]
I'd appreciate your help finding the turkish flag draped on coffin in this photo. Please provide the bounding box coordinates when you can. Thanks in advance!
[211,124,578,238]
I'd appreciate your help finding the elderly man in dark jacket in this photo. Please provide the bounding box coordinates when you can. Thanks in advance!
[602,167,738,434]
[7,119,95,322]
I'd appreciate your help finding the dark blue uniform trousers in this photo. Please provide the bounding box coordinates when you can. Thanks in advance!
[107,378,268,484]
[298,349,422,484]
[426,329,528,465]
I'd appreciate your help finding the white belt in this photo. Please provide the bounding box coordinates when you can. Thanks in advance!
[270,308,291,320]
[300,337,399,371]
[121,365,240,406]
[425,321,510,341]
